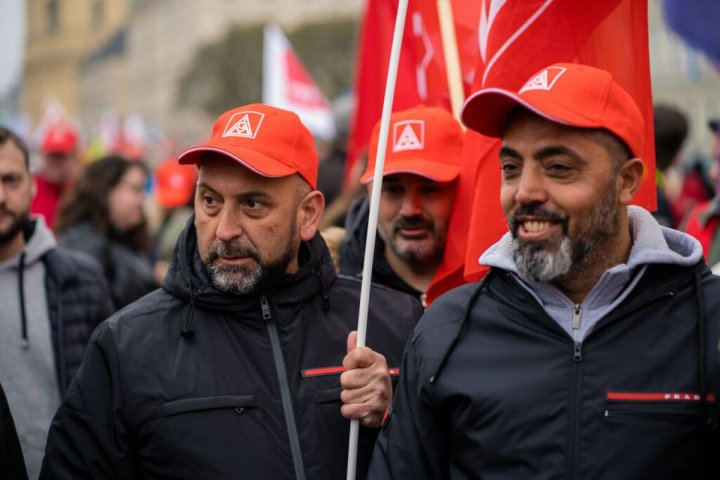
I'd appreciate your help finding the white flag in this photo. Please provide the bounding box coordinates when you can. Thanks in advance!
[262,24,336,141]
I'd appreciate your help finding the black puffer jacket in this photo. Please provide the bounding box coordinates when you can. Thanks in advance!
[58,222,156,310]
[371,263,720,479]
[0,381,27,480]
[22,220,114,396]
[42,220,422,480]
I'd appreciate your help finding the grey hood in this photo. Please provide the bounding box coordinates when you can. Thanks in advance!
[479,206,703,341]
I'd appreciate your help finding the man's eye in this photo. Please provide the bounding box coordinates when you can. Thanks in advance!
[500,163,519,176]
[2,176,22,188]
[244,199,264,210]
[547,164,571,175]
[202,195,218,206]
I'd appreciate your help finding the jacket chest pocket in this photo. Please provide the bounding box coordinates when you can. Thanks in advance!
[158,394,258,417]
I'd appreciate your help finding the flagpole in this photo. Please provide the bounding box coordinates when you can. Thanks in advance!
[346,0,409,478]
[437,0,465,119]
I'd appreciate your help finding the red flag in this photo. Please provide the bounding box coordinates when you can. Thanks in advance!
[347,0,481,182]
[426,0,655,304]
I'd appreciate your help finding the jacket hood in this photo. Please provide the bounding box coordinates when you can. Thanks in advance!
[162,213,336,315]
[481,206,703,272]
[22,217,57,266]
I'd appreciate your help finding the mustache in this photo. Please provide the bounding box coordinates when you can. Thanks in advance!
[207,239,260,264]
[509,204,567,236]
[392,216,434,234]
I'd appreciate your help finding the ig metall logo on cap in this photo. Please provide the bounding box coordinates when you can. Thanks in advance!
[393,120,425,152]
[519,66,567,94]
[223,111,265,139]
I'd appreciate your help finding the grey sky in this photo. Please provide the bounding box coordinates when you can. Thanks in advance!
[0,0,25,97]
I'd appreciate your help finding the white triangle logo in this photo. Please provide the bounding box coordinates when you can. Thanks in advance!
[393,120,424,152]
[222,111,265,139]
[519,66,567,94]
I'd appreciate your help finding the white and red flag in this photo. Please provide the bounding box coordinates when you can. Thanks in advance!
[262,24,336,141]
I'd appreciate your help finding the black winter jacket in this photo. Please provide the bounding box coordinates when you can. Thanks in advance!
[42,222,422,480]
[0,381,27,480]
[370,263,720,479]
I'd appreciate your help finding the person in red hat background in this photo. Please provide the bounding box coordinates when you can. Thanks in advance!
[682,115,720,273]
[31,122,81,230]
[340,106,462,306]
[370,64,720,479]
[41,104,422,480]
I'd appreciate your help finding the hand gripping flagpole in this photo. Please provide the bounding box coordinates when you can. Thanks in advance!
[346,0,410,478]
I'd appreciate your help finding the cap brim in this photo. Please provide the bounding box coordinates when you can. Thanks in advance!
[361,159,460,184]
[461,88,603,138]
[177,144,297,178]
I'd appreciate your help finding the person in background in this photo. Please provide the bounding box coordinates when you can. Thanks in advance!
[151,157,197,283]
[371,63,720,479]
[41,104,422,479]
[55,155,157,310]
[31,123,81,230]
[340,105,462,306]
[0,126,112,479]
[1,380,27,480]
[682,115,720,272]
[651,103,688,227]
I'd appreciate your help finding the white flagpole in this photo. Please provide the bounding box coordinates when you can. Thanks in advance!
[346,0,410,478]
[437,0,466,120]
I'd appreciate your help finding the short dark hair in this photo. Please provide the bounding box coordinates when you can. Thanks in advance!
[587,128,633,172]
[0,126,30,169]
[653,104,688,171]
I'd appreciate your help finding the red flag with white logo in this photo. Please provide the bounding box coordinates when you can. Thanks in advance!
[427,0,656,304]
[263,24,336,141]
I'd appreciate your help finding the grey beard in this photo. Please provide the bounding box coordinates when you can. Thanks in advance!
[513,236,574,283]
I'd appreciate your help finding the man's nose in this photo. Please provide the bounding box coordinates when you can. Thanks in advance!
[514,168,548,205]
[215,208,243,242]
[398,191,423,217]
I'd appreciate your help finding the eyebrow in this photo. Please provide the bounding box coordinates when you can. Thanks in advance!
[197,181,272,201]
[499,145,583,163]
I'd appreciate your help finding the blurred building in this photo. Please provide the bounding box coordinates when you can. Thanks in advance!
[23,0,362,158]
[23,0,129,125]
[649,0,720,160]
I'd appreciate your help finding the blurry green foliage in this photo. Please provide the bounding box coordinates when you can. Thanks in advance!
[178,18,357,117]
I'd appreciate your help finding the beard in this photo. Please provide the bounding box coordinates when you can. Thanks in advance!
[0,208,29,246]
[382,215,445,266]
[509,180,619,284]
[204,222,298,296]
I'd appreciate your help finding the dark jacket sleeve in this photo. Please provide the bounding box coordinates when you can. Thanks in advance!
[368,327,450,480]
[0,382,28,480]
[40,323,138,480]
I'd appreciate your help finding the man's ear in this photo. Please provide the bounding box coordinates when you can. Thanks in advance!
[298,190,325,241]
[617,157,645,205]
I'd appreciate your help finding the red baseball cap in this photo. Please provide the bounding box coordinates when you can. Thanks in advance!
[41,123,79,155]
[361,105,463,184]
[177,103,318,189]
[461,63,644,158]
[155,158,198,209]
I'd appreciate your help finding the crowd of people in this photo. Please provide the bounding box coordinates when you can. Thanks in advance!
[0,62,719,479]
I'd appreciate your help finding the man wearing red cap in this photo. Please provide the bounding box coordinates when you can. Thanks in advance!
[31,122,80,230]
[371,64,720,479]
[41,104,422,480]
[341,106,461,305]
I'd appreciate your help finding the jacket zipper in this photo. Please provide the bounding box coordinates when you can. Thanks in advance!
[568,304,583,479]
[261,295,306,480]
